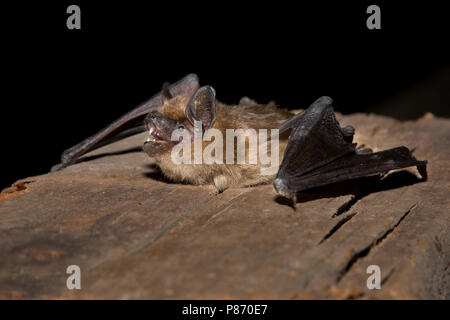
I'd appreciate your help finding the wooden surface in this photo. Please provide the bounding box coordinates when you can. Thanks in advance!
[0,112,448,299]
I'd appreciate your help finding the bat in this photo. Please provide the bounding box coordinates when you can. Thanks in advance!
[53,74,428,205]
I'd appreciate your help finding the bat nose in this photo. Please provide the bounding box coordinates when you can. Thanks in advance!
[145,119,156,132]
[145,112,172,130]
[145,112,164,132]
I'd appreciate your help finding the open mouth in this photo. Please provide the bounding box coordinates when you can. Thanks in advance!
[145,122,169,144]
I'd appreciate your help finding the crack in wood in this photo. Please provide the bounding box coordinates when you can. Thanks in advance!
[204,189,253,225]
[331,188,370,218]
[335,202,418,283]
[330,171,419,219]
[318,211,358,245]
[381,267,395,286]
[123,192,215,258]
[0,180,33,202]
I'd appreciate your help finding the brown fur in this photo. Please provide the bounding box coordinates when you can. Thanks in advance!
[151,95,294,191]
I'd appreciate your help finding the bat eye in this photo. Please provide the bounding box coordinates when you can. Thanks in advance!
[177,124,186,131]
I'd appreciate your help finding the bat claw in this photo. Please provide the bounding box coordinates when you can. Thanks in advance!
[273,177,297,208]
[417,162,428,180]
[208,186,227,197]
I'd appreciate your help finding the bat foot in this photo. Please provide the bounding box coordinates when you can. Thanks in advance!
[213,175,230,195]
[209,186,227,197]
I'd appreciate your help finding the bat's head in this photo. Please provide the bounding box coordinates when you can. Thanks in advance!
[142,85,216,158]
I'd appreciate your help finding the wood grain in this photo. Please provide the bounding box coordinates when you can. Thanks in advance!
[0,112,448,299]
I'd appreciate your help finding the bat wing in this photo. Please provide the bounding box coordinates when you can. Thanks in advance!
[274,96,427,202]
[52,74,199,171]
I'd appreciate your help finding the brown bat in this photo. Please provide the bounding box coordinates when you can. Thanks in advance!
[53,74,427,204]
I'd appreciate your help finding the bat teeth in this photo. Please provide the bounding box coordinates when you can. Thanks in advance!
[146,133,156,143]
[146,126,157,143]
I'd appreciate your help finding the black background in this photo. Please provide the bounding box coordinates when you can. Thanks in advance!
[1,300,446,318]
[2,1,449,190]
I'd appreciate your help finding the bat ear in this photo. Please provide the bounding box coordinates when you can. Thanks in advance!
[160,82,173,103]
[185,86,216,130]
